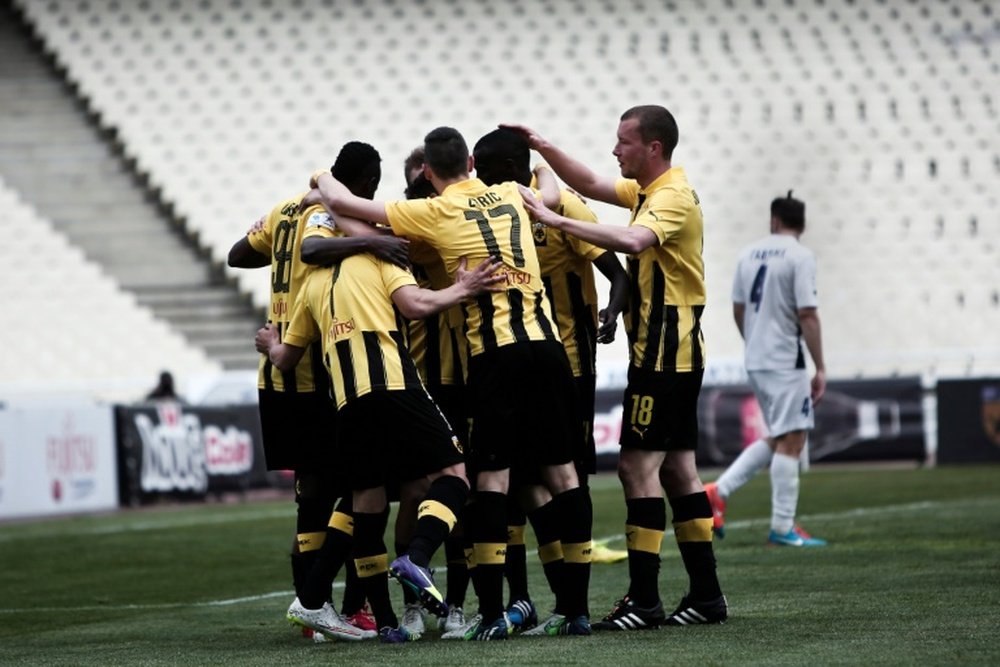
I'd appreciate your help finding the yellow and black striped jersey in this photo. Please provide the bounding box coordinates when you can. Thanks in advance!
[532,190,605,378]
[614,167,706,372]
[282,253,424,410]
[407,240,467,387]
[384,178,558,357]
[247,196,330,392]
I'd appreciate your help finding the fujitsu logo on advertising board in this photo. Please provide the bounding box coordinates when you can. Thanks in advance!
[46,414,98,502]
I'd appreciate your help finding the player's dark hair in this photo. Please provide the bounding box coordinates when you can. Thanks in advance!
[403,146,425,186]
[620,105,679,159]
[331,141,381,199]
[423,126,469,180]
[405,171,437,200]
[472,128,532,186]
[771,191,806,231]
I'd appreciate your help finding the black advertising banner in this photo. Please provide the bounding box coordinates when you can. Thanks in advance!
[698,378,925,466]
[114,402,274,505]
[594,377,925,469]
[936,378,1000,463]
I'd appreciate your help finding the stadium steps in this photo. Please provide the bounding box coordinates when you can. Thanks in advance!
[0,1,262,371]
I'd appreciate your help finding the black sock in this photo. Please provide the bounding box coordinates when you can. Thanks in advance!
[354,510,396,629]
[468,490,508,623]
[625,497,666,607]
[504,497,530,603]
[461,503,480,602]
[527,500,564,613]
[300,500,354,610]
[669,492,722,601]
[408,475,468,567]
[340,558,366,616]
[293,472,335,603]
[444,521,469,608]
[551,487,593,618]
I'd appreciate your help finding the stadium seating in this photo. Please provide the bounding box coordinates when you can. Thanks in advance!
[12,0,999,380]
[0,177,220,396]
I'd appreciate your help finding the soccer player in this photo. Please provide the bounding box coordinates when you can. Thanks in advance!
[401,153,473,637]
[255,237,504,643]
[705,192,828,547]
[508,106,727,629]
[227,142,406,636]
[310,126,596,640]
[472,127,630,633]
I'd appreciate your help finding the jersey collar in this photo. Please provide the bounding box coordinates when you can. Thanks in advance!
[640,166,686,194]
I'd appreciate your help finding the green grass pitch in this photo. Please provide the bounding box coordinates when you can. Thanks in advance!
[1,465,998,666]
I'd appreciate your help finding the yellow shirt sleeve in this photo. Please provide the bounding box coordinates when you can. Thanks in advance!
[632,186,689,244]
[381,259,418,295]
[385,198,435,241]
[246,207,277,256]
[559,191,605,262]
[283,278,321,348]
[614,178,641,209]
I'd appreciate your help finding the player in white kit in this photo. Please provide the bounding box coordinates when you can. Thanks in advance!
[705,192,828,547]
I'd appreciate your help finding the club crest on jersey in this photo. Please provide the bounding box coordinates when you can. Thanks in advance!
[306,211,335,230]
[532,221,548,245]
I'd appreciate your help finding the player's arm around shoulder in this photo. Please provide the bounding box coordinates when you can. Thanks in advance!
[391,258,505,321]
[314,172,389,225]
[228,213,272,268]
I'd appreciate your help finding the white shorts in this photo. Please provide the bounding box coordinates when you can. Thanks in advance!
[747,369,814,438]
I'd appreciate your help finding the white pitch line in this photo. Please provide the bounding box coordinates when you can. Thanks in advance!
[0,507,295,543]
[1,497,995,616]
[0,584,350,615]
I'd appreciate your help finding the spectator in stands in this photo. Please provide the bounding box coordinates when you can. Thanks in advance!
[506,107,727,630]
[705,192,828,547]
[146,370,182,402]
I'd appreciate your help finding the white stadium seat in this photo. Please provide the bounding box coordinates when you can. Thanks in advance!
[11,0,999,379]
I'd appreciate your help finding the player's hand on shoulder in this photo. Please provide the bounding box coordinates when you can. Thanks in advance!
[247,214,265,235]
[371,235,411,269]
[298,188,323,212]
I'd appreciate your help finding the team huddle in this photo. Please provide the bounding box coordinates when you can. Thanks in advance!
[226,104,818,644]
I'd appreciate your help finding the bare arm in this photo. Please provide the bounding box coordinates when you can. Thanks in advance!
[532,164,562,210]
[798,307,826,404]
[228,215,270,268]
[227,237,270,268]
[315,173,389,225]
[733,303,746,340]
[502,123,622,206]
[519,186,657,255]
[253,324,305,373]
[391,258,504,320]
[592,251,629,344]
[301,233,410,269]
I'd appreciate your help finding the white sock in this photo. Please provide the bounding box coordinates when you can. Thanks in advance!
[770,453,800,534]
[715,439,773,499]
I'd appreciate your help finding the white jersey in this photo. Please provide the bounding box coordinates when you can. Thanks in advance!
[731,234,818,371]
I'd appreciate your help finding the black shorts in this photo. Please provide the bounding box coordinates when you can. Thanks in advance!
[467,340,582,476]
[618,367,703,452]
[258,389,338,471]
[575,373,597,476]
[337,388,465,491]
[426,383,469,449]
